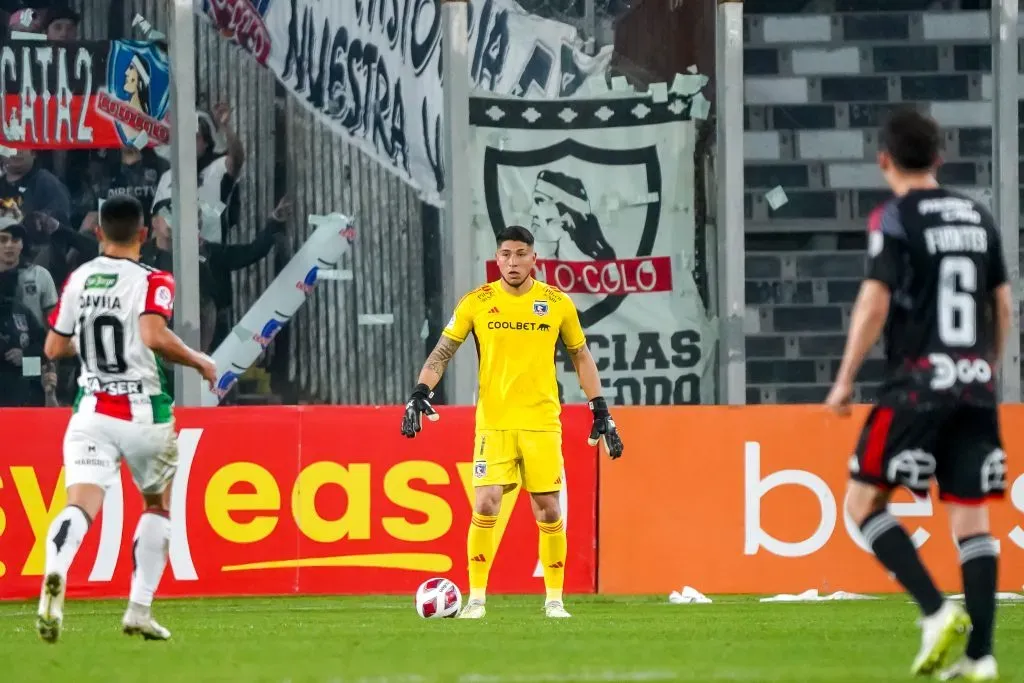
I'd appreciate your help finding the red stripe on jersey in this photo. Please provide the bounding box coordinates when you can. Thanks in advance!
[862,407,894,478]
[144,271,176,319]
[868,205,884,232]
[47,298,61,329]
[48,274,73,330]
[94,393,133,421]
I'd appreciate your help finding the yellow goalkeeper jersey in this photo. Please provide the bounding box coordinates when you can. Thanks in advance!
[442,279,587,432]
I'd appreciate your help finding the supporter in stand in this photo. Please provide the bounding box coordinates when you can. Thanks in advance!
[0,217,57,328]
[5,5,44,35]
[0,229,53,407]
[142,197,290,350]
[0,217,60,406]
[151,104,247,245]
[141,211,218,353]
[75,148,170,238]
[0,149,83,285]
[42,2,78,40]
[0,150,71,231]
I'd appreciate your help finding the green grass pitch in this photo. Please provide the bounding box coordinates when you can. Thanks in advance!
[2,595,1022,682]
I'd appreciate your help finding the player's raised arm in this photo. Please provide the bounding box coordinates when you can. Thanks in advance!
[401,296,472,438]
[560,295,623,459]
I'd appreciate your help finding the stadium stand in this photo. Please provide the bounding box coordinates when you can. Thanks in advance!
[742,0,1004,404]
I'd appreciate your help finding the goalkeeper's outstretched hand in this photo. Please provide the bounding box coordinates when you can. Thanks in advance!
[587,396,623,459]
[401,383,439,438]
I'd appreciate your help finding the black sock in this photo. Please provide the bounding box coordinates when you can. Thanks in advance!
[959,534,998,660]
[861,509,944,616]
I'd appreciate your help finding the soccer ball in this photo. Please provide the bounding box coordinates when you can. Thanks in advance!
[415,577,462,618]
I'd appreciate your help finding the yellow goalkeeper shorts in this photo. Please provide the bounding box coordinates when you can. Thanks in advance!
[471,429,564,493]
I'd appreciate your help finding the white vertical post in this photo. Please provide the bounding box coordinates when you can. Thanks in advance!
[715,0,746,404]
[442,0,478,405]
[169,0,202,406]
[583,0,598,53]
[993,0,1020,402]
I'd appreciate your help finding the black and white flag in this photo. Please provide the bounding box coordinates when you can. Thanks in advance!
[470,94,718,405]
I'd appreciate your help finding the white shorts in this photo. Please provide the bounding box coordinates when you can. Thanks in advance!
[63,412,179,495]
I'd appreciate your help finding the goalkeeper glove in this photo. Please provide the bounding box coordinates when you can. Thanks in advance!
[401,383,439,438]
[587,396,623,459]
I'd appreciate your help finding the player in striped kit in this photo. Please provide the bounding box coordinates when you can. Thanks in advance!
[36,196,216,643]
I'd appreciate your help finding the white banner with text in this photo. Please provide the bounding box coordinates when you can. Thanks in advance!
[198,0,612,206]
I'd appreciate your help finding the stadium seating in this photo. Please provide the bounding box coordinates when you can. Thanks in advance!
[742,0,1007,404]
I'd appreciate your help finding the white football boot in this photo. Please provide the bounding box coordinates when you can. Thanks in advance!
[36,572,66,643]
[122,604,171,640]
[544,600,572,618]
[911,601,971,676]
[457,600,486,619]
[937,655,999,681]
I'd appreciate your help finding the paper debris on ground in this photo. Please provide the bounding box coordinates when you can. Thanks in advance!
[949,592,1024,601]
[669,586,712,604]
[760,589,878,603]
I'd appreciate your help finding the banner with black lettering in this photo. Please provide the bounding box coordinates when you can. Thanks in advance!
[1,41,171,150]
[469,95,718,405]
[197,0,612,207]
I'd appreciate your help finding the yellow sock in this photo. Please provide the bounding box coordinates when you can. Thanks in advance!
[467,512,498,603]
[537,519,566,603]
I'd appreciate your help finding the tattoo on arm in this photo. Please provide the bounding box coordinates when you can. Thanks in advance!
[425,336,461,376]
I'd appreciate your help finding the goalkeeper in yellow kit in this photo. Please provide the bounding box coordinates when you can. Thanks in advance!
[400,225,623,619]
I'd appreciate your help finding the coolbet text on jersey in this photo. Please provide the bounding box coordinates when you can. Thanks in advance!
[442,280,586,433]
[49,255,176,424]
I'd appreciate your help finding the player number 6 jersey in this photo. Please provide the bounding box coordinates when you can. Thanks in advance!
[48,256,176,424]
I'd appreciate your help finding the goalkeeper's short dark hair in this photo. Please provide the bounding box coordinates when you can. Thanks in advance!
[496,225,534,247]
[100,196,145,244]
[880,108,941,172]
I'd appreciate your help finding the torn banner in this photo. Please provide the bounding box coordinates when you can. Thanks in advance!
[469,94,718,405]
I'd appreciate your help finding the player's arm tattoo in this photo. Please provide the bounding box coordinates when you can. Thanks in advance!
[424,336,461,376]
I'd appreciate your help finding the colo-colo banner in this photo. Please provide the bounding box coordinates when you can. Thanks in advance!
[0,407,597,599]
[0,40,171,150]
[469,95,718,406]
[198,0,612,207]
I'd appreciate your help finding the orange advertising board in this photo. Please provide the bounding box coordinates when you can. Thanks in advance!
[598,406,1024,594]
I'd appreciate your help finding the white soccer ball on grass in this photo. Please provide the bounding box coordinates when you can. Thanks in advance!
[415,577,462,619]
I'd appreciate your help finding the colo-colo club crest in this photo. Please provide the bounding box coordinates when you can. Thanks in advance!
[480,107,673,328]
[99,41,171,148]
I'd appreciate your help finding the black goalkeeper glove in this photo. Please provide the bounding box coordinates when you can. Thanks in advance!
[587,396,623,459]
[401,383,439,438]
